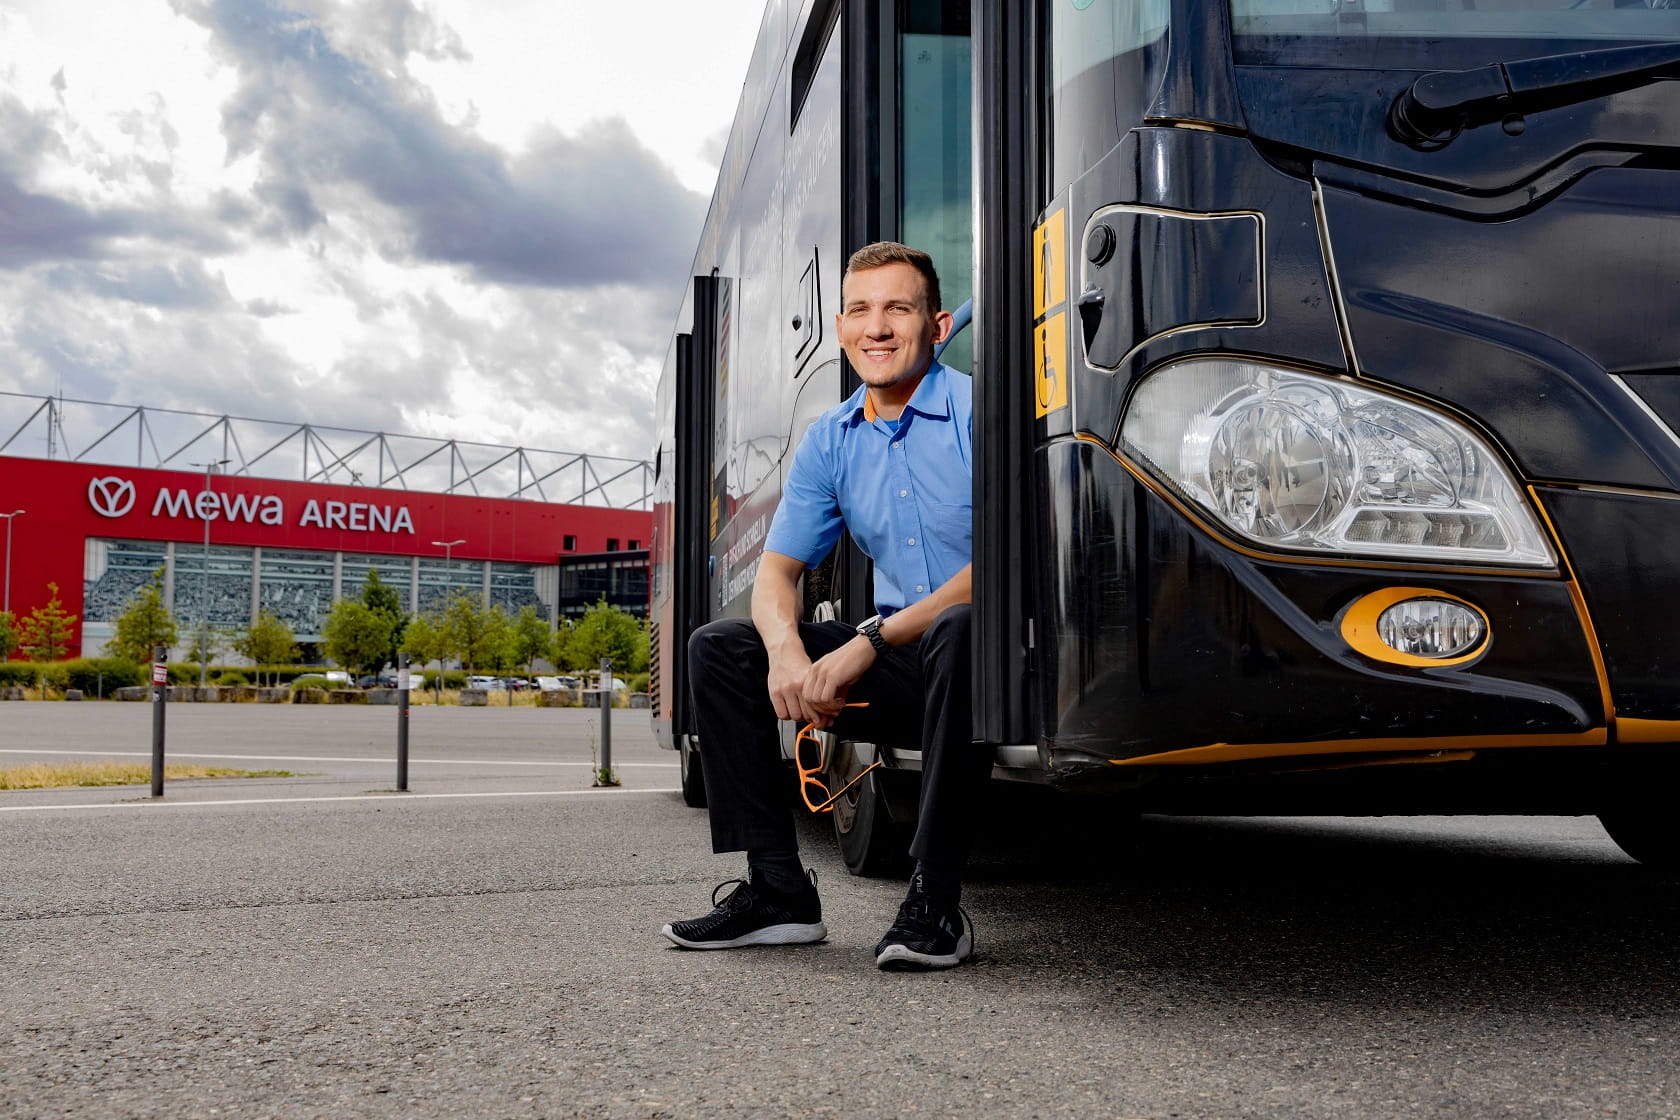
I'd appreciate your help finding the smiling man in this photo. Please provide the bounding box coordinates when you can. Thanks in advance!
[661,242,984,970]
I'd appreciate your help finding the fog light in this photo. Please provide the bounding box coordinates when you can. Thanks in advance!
[1340,587,1490,667]
[1377,598,1485,658]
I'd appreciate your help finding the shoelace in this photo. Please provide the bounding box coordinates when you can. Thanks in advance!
[710,868,816,913]
[710,878,752,912]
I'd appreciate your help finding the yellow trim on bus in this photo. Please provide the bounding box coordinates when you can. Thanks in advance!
[1108,729,1607,768]
[1529,487,1616,724]
[1615,719,1680,744]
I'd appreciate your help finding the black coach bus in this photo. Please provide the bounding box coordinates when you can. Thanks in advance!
[651,0,1680,873]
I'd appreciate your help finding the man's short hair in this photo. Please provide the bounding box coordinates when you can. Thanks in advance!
[844,241,942,315]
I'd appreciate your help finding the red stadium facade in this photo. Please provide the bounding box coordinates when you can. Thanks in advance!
[0,455,650,658]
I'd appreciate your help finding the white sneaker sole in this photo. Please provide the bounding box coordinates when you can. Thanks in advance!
[661,921,827,950]
[875,932,974,970]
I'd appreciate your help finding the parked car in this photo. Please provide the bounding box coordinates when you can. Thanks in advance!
[467,675,497,689]
[536,675,582,691]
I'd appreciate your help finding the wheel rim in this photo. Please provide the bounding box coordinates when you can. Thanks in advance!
[826,739,869,835]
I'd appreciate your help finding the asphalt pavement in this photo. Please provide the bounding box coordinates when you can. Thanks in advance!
[3,702,1679,1118]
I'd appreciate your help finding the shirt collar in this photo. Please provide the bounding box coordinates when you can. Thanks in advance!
[844,361,953,426]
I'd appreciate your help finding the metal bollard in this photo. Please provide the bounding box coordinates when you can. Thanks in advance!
[595,657,620,787]
[396,652,411,792]
[150,645,168,798]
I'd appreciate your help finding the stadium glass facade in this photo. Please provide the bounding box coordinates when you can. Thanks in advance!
[81,538,555,645]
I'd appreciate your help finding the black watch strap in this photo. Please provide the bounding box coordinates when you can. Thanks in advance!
[857,614,890,655]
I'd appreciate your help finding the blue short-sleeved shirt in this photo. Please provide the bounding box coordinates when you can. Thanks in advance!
[763,361,972,616]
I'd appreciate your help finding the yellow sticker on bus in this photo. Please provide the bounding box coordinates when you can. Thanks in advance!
[1033,209,1066,320]
[1033,208,1069,419]
[1035,311,1068,418]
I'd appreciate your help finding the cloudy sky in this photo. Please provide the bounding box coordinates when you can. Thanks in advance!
[0,0,765,463]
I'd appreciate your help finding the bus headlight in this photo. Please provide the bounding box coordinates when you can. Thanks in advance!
[1119,359,1555,567]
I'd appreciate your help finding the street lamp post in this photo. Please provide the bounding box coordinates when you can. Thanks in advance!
[431,538,465,592]
[0,510,23,617]
[189,460,231,687]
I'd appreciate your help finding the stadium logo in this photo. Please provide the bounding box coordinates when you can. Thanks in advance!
[87,476,137,518]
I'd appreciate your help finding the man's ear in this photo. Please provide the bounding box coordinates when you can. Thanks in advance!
[931,309,955,344]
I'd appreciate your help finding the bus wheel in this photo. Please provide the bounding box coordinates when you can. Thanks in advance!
[1599,809,1680,870]
[830,743,910,877]
[679,735,707,809]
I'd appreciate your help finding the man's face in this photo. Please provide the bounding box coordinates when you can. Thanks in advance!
[835,262,953,393]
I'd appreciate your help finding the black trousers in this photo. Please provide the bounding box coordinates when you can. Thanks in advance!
[687,604,987,870]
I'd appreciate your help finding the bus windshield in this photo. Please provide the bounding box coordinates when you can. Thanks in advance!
[1232,1,1680,70]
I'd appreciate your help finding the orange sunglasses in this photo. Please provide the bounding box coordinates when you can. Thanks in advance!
[795,702,881,813]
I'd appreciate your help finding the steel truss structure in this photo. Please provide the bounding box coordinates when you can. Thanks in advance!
[0,391,652,509]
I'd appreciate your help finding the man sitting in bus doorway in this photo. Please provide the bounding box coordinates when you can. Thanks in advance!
[662,241,983,970]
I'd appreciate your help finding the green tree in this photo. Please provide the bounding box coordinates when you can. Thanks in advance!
[19,582,77,662]
[564,598,641,673]
[108,568,178,664]
[401,611,448,694]
[186,625,232,668]
[0,610,18,661]
[359,567,407,669]
[322,598,397,679]
[233,610,298,686]
[510,605,554,678]
[441,593,511,675]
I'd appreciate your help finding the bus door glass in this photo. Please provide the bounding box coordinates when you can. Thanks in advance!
[898,0,972,369]
[1046,0,1170,197]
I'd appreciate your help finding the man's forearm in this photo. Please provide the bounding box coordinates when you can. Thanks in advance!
[877,563,971,649]
[750,553,807,659]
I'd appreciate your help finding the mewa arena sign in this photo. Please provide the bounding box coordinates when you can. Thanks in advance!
[88,474,416,533]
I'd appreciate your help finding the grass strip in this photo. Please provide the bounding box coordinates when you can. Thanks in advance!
[0,760,298,790]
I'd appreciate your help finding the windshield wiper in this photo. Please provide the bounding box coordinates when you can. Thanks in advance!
[1390,41,1680,148]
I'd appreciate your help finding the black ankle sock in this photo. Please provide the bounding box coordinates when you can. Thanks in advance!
[911,861,961,905]
[748,850,806,895]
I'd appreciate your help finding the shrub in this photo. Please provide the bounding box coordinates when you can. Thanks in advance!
[0,662,36,687]
[291,675,332,690]
[166,664,198,685]
[0,662,69,689]
[628,672,650,694]
[62,658,143,695]
[265,665,334,684]
[215,669,249,686]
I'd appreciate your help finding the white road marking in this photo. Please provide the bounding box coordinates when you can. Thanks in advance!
[0,788,683,813]
[0,748,678,768]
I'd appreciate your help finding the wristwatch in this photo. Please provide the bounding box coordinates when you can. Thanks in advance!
[856,614,890,655]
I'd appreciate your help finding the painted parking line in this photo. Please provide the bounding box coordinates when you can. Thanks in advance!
[0,748,678,768]
[0,788,684,813]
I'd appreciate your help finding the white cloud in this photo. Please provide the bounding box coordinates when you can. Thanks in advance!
[0,0,764,463]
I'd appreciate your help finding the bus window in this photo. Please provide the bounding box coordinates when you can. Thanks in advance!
[1046,0,1170,196]
[1231,1,1680,70]
[899,0,974,372]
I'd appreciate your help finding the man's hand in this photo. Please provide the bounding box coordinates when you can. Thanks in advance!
[766,647,815,723]
[801,637,876,729]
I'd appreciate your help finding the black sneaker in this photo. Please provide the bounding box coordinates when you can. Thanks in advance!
[874,879,973,970]
[661,870,826,950]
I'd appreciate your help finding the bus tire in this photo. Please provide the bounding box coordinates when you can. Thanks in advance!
[1598,810,1680,871]
[679,735,707,809]
[832,755,911,878]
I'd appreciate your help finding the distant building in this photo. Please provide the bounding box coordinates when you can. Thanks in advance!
[556,549,651,621]
[1,454,651,657]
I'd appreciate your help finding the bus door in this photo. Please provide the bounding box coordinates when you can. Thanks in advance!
[670,279,721,752]
[841,0,1017,745]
